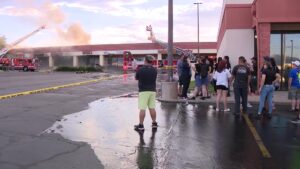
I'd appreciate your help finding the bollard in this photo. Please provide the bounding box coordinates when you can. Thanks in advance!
[161,81,178,100]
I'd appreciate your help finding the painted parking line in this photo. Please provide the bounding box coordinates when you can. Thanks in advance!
[242,113,272,158]
[0,75,123,100]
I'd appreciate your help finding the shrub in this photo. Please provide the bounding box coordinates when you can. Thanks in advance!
[55,66,103,72]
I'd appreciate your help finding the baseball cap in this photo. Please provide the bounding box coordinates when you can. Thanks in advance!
[292,60,300,66]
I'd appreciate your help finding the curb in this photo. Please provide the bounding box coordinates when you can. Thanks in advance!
[157,98,290,106]
[157,98,295,117]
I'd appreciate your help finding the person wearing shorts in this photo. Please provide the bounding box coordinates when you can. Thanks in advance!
[213,60,231,112]
[288,61,300,123]
[288,61,300,111]
[134,55,158,131]
[288,87,300,109]
[195,57,210,100]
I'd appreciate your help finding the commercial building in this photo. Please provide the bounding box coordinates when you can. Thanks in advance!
[218,0,300,89]
[12,42,216,69]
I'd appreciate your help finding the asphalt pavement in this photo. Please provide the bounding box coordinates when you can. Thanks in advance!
[0,71,299,169]
[0,71,136,169]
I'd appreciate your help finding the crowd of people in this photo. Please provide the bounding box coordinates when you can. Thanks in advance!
[133,54,300,132]
[176,55,300,123]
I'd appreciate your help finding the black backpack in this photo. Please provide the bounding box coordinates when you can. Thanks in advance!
[200,63,209,78]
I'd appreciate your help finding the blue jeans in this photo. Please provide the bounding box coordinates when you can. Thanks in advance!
[234,87,248,114]
[258,85,275,114]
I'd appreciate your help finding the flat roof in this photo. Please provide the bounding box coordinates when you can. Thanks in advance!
[12,42,217,54]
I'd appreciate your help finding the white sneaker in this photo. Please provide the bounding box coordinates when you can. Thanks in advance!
[291,117,300,124]
[216,108,220,112]
[290,119,300,124]
[247,103,253,108]
[224,108,230,112]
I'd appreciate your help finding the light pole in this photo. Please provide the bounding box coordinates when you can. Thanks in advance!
[194,2,202,58]
[291,40,294,63]
[167,0,173,81]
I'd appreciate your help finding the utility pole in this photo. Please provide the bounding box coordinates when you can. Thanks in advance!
[194,2,202,58]
[168,0,173,81]
[291,40,294,63]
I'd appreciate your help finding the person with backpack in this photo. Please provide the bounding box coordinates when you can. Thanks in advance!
[195,57,210,100]
[255,61,280,119]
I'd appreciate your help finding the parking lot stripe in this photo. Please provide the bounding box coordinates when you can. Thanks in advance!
[0,75,122,100]
[242,113,272,158]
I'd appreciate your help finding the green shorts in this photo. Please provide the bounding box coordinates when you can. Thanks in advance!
[138,92,156,110]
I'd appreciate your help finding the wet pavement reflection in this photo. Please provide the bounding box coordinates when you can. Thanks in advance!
[46,97,300,169]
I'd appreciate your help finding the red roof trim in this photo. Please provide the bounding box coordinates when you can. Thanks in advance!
[12,42,217,54]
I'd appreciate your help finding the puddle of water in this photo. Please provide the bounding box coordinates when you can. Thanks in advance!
[45,96,300,169]
[45,97,182,169]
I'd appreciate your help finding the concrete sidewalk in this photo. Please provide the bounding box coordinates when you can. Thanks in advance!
[159,91,290,105]
[158,90,297,118]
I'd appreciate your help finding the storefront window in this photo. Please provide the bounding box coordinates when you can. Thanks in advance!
[270,33,300,90]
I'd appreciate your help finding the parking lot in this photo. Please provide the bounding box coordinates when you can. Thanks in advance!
[0,71,299,169]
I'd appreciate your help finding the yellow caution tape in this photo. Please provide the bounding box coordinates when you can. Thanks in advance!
[0,75,122,100]
[161,66,176,70]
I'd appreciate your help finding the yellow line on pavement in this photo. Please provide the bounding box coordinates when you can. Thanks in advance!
[0,75,122,100]
[242,113,272,158]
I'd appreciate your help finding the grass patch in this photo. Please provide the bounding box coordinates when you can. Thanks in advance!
[189,80,195,91]
[55,66,103,72]
[189,80,214,93]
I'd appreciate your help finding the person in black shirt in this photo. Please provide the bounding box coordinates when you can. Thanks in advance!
[250,57,258,94]
[134,55,158,131]
[231,56,251,116]
[256,61,280,119]
[270,57,280,90]
[195,57,210,100]
[224,56,231,97]
[179,56,191,98]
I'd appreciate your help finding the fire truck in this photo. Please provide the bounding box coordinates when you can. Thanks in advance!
[0,57,10,66]
[0,56,38,71]
[123,51,161,71]
[0,25,45,71]
[12,57,38,71]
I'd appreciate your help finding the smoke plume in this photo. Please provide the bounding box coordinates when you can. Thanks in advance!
[57,23,91,45]
[12,0,91,46]
[40,2,65,26]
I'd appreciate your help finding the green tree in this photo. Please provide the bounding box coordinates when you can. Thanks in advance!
[0,36,7,49]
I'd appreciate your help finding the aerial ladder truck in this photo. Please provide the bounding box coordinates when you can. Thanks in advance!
[146,25,196,63]
[0,25,46,70]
